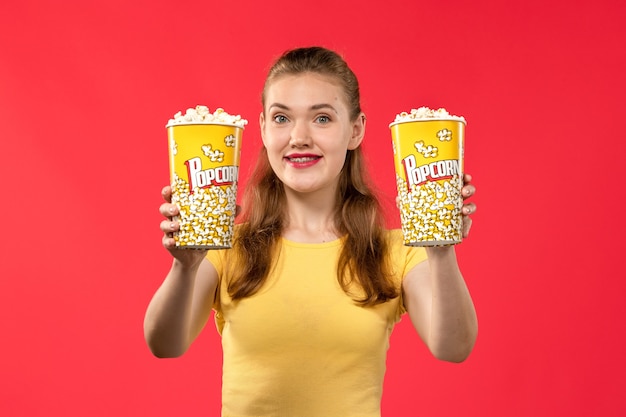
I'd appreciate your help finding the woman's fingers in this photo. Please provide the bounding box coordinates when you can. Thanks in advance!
[160,186,179,248]
[160,219,179,233]
[162,234,177,249]
[462,202,477,216]
[461,173,475,199]
[462,216,473,238]
[161,185,172,203]
[461,174,476,239]
[159,203,179,218]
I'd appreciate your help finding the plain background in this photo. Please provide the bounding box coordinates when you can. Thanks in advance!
[1,0,625,416]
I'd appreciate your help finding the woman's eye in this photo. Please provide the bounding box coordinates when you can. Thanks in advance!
[316,115,330,124]
[273,115,288,123]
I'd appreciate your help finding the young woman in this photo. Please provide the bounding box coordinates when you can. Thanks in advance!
[144,46,478,417]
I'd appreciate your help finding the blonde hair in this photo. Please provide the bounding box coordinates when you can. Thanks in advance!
[229,47,397,306]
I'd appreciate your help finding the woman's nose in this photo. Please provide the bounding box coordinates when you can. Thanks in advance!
[289,122,311,147]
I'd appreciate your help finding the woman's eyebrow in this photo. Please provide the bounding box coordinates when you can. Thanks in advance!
[310,103,338,113]
[267,103,338,113]
[268,103,290,111]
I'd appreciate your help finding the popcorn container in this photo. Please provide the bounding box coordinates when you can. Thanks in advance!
[390,115,465,246]
[167,122,243,249]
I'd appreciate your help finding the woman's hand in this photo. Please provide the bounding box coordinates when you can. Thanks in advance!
[460,173,476,238]
[159,185,207,267]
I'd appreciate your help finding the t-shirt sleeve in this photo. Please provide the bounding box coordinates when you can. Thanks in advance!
[388,229,428,276]
[387,229,428,318]
[205,223,241,278]
[205,248,227,321]
[205,247,225,275]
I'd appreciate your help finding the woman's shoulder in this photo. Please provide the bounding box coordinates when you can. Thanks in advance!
[383,228,428,268]
[382,228,405,246]
[205,223,245,267]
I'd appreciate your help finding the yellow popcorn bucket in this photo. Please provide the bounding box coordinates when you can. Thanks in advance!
[166,123,243,249]
[390,117,465,246]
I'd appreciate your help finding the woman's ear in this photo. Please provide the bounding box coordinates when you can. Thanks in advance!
[348,113,366,150]
[259,111,266,145]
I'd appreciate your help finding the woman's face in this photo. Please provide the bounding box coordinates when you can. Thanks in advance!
[260,72,365,196]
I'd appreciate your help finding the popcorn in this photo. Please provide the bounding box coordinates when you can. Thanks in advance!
[393,107,465,124]
[414,140,438,158]
[224,134,237,147]
[437,128,453,141]
[396,175,463,244]
[171,173,237,248]
[167,105,248,128]
[201,144,225,162]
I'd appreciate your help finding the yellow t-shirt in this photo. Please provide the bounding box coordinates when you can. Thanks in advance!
[206,229,427,417]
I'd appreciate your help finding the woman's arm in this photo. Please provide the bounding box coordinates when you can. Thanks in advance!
[143,258,218,358]
[143,185,219,358]
[402,248,477,362]
[402,173,478,362]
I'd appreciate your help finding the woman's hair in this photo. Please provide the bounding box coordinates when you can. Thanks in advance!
[228,46,397,306]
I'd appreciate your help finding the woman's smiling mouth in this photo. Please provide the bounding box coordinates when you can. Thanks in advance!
[284,153,322,167]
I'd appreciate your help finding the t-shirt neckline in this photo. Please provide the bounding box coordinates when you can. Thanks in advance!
[280,235,345,248]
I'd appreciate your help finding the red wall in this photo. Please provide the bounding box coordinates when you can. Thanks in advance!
[1,0,625,416]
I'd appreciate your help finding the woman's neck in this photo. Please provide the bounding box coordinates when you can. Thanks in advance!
[282,188,340,243]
